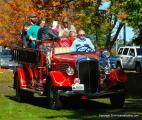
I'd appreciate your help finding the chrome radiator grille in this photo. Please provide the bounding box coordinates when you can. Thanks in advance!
[77,58,99,93]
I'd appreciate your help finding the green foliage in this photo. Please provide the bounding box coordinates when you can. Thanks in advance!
[124,0,142,45]
[125,0,142,27]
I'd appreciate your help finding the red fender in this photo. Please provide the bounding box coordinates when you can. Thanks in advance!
[16,68,26,88]
[49,71,72,87]
[107,69,128,83]
[25,65,34,79]
[25,65,35,87]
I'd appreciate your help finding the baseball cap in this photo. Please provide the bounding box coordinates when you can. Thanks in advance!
[30,13,37,18]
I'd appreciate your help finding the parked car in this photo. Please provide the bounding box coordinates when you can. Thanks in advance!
[0,48,18,69]
[116,46,142,72]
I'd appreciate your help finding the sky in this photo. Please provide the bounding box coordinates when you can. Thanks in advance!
[99,0,134,41]
[119,25,134,41]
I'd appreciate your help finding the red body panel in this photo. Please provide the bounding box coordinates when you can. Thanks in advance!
[49,71,73,87]
[25,65,34,79]
[17,68,26,88]
[107,69,128,83]
[39,53,46,66]
[52,52,100,63]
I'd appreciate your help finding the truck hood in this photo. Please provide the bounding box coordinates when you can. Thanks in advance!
[53,52,99,63]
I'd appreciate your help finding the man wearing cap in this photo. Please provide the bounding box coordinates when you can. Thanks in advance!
[30,13,38,25]
[27,13,39,49]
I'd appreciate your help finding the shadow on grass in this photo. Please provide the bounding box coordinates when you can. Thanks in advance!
[7,95,110,109]
[6,95,142,120]
[126,71,142,97]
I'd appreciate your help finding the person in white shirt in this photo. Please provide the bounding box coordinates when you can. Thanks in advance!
[59,16,76,38]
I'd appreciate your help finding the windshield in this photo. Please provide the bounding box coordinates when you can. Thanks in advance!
[54,47,96,54]
[136,48,142,55]
[40,41,95,54]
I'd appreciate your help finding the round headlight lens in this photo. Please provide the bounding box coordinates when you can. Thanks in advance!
[66,66,74,76]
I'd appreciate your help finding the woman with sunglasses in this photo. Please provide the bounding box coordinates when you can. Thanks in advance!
[71,30,95,52]
[59,16,76,38]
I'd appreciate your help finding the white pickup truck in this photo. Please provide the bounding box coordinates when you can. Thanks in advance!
[116,46,142,72]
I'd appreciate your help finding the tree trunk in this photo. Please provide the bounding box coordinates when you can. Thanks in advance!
[109,22,124,50]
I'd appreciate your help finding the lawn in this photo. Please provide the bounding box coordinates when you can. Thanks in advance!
[0,69,142,120]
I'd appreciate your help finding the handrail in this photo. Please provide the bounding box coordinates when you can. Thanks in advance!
[11,46,40,65]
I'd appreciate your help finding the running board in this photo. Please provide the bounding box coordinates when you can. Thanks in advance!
[21,88,43,95]
[8,85,14,88]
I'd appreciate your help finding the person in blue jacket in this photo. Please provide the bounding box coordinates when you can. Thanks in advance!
[71,30,95,52]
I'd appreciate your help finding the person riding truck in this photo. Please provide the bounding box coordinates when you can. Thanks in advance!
[71,30,95,52]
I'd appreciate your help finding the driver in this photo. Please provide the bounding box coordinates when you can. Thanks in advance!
[71,30,95,52]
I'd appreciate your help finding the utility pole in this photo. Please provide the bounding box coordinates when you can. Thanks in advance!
[123,24,126,46]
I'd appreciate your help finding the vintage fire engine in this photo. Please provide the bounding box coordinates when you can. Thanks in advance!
[11,40,127,109]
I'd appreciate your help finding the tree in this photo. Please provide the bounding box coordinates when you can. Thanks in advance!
[59,0,128,49]
[0,0,141,49]
[0,0,63,46]
[125,0,142,45]
[0,0,35,45]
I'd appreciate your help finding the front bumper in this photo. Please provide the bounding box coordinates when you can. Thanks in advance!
[58,89,125,98]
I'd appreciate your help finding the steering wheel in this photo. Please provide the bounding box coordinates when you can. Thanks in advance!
[76,45,94,52]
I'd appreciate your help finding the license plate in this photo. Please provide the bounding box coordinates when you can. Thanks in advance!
[72,83,84,91]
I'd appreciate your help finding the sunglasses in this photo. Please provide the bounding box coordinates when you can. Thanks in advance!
[79,34,85,37]
[31,16,37,18]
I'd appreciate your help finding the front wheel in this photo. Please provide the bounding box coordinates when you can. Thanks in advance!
[47,80,62,109]
[110,93,125,108]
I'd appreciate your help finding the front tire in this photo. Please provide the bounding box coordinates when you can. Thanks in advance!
[47,80,62,109]
[110,93,125,108]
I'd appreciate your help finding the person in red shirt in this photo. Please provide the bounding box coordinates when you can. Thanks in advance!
[68,31,77,46]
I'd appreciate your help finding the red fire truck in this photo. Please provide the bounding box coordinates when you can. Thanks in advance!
[11,40,127,109]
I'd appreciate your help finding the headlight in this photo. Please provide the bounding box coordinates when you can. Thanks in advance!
[66,66,74,76]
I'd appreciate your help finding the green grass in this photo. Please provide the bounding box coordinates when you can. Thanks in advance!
[0,70,142,120]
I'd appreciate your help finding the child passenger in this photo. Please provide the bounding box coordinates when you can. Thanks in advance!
[20,22,30,48]
[68,31,77,46]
